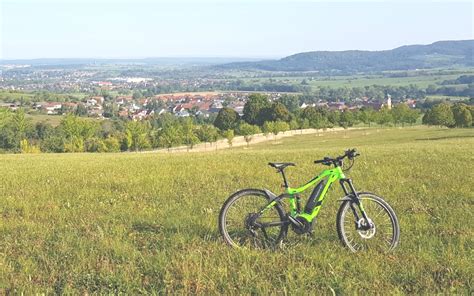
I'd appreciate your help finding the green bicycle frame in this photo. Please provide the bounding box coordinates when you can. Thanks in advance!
[260,166,367,224]
[287,166,345,222]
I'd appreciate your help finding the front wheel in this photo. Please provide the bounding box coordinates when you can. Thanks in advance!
[219,189,287,249]
[336,193,400,252]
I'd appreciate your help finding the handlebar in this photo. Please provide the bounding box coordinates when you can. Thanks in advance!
[314,149,360,167]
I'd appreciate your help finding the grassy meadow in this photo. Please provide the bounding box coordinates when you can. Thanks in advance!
[238,68,474,90]
[0,127,473,294]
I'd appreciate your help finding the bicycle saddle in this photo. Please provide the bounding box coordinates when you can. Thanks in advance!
[268,162,296,170]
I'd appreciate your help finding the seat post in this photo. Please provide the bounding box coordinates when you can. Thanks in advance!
[279,169,289,188]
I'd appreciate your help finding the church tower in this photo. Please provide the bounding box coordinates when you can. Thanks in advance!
[386,93,392,110]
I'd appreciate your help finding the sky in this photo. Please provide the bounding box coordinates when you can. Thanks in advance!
[1,0,473,59]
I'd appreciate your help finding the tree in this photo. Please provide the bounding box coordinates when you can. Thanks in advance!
[60,114,98,152]
[85,137,107,152]
[278,95,300,112]
[103,103,119,118]
[426,103,455,127]
[237,123,261,147]
[222,129,234,147]
[243,94,270,125]
[34,122,54,140]
[297,118,310,130]
[181,118,200,150]
[103,136,121,152]
[339,111,355,129]
[132,91,143,100]
[375,107,393,127]
[157,125,183,151]
[392,104,411,126]
[289,119,299,130]
[214,107,239,131]
[40,128,65,153]
[358,107,376,127]
[197,124,219,147]
[301,107,329,129]
[406,108,420,126]
[0,109,12,130]
[262,121,275,137]
[273,121,290,138]
[75,103,88,117]
[12,109,30,141]
[422,107,432,124]
[5,109,34,150]
[327,111,340,127]
[20,139,40,154]
[125,120,151,151]
[452,103,472,127]
[266,102,291,122]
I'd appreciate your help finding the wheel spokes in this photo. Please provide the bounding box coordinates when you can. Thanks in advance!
[341,197,396,252]
[224,193,284,248]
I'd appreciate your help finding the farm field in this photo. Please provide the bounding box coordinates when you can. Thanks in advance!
[238,68,474,89]
[0,127,473,293]
[25,113,101,127]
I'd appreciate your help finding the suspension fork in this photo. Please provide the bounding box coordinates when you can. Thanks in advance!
[339,178,370,221]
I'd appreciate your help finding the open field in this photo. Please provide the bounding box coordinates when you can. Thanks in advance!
[238,68,474,90]
[24,113,103,127]
[1,127,473,293]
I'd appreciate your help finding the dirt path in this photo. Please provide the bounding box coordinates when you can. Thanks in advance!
[148,127,356,153]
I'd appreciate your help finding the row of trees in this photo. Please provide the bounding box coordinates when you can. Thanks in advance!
[422,103,473,128]
[215,94,421,132]
[3,95,471,154]
[0,94,423,153]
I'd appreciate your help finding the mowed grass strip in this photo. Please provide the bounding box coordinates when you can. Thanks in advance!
[0,127,473,294]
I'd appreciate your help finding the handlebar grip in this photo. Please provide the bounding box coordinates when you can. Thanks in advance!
[314,159,326,164]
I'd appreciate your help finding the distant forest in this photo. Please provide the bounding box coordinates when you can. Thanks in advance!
[220,40,474,73]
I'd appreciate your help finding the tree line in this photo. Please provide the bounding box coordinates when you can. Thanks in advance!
[1,94,426,153]
[422,102,473,128]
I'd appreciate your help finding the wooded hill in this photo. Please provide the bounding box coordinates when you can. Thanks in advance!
[220,40,474,73]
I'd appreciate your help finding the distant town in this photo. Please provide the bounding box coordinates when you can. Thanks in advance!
[0,62,429,122]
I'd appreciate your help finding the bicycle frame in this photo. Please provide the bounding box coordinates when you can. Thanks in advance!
[260,166,367,224]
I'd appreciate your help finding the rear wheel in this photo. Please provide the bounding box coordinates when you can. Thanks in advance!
[337,193,400,252]
[219,189,287,249]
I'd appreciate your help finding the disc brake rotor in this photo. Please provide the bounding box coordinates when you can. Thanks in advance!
[356,218,376,239]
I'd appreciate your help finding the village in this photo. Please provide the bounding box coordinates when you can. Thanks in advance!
[0,89,415,121]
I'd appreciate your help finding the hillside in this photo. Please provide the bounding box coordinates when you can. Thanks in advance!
[1,127,473,293]
[220,40,474,73]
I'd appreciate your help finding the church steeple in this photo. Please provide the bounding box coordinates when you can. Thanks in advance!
[385,93,392,110]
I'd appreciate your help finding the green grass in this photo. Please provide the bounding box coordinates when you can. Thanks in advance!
[24,114,103,127]
[25,114,65,126]
[1,127,473,293]
[237,68,474,90]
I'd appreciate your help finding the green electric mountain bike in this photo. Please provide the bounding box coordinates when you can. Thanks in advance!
[219,149,400,252]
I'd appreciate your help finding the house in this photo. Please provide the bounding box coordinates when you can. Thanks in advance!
[0,102,18,110]
[85,98,101,107]
[115,96,133,105]
[300,102,316,109]
[118,109,129,118]
[328,102,347,111]
[173,105,185,113]
[90,96,104,104]
[175,110,190,117]
[42,102,62,114]
[138,98,149,106]
[404,99,417,108]
[88,105,103,117]
[131,110,148,120]
[208,101,223,113]
[97,81,112,88]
